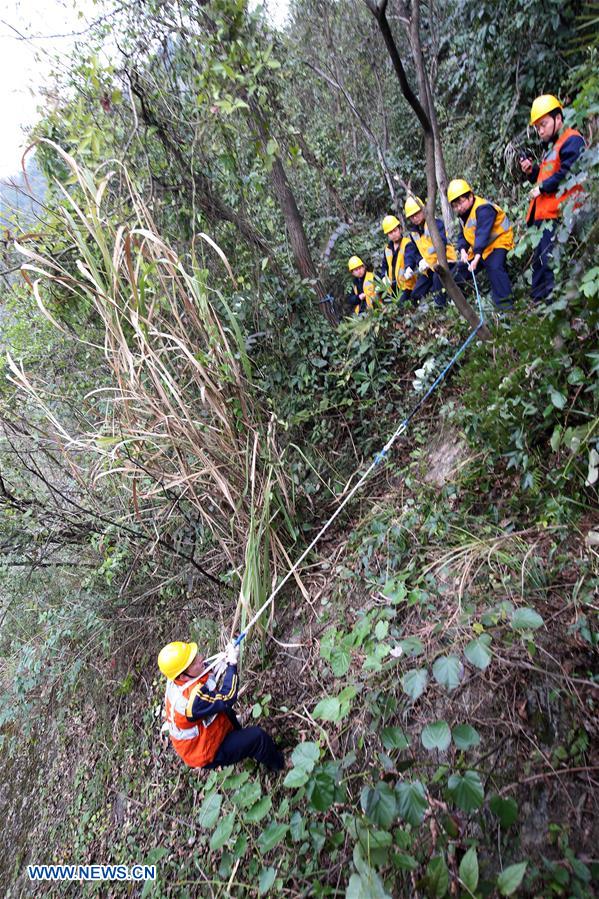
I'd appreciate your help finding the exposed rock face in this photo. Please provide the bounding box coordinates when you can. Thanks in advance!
[424,425,470,487]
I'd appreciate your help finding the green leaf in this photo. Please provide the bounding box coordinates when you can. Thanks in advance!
[306,770,336,811]
[432,655,463,690]
[209,811,236,851]
[330,645,351,677]
[401,667,428,701]
[426,855,449,897]
[382,578,407,603]
[283,767,309,788]
[245,796,272,823]
[489,795,519,828]
[511,607,543,631]
[232,778,261,809]
[395,780,427,826]
[421,720,451,751]
[452,724,481,750]
[381,726,410,750]
[313,696,341,721]
[257,821,289,854]
[447,771,484,812]
[360,781,397,828]
[497,861,528,895]
[550,389,567,409]
[258,866,277,895]
[291,742,320,772]
[464,636,492,669]
[375,620,389,640]
[198,791,222,829]
[399,636,425,657]
[459,847,479,892]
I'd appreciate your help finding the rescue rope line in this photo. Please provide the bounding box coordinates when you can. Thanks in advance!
[204,272,485,677]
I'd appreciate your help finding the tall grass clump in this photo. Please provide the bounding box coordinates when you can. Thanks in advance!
[11,141,296,630]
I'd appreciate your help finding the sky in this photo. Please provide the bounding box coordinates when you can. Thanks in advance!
[0,0,102,176]
[0,0,289,179]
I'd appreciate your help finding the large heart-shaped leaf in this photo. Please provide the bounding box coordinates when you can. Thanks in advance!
[432,655,463,690]
[360,781,397,828]
[395,780,427,826]
[452,724,481,750]
[401,667,428,701]
[421,720,451,751]
[464,636,492,669]
[447,770,484,811]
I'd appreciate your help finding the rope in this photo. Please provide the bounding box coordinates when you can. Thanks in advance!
[204,271,485,676]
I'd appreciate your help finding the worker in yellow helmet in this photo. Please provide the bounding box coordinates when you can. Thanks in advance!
[346,255,376,315]
[403,196,458,308]
[447,178,515,310]
[379,215,417,304]
[519,95,585,303]
[158,640,284,771]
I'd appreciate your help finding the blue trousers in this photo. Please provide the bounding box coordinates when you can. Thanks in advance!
[205,725,284,771]
[530,222,557,303]
[411,266,455,308]
[454,248,513,309]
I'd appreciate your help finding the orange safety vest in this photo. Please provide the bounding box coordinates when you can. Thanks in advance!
[352,270,376,313]
[412,223,457,267]
[462,196,514,260]
[384,237,417,290]
[164,673,234,768]
[527,127,584,223]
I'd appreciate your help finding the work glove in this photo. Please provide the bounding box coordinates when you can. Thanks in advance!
[225,642,239,665]
[418,258,429,274]
[404,267,414,280]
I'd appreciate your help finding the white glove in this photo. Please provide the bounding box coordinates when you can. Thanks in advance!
[404,267,414,280]
[418,258,429,274]
[225,642,239,665]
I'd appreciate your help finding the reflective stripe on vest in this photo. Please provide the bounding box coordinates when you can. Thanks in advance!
[527,127,584,223]
[462,196,514,260]
[353,271,376,312]
[413,225,457,266]
[163,675,234,766]
[385,237,417,290]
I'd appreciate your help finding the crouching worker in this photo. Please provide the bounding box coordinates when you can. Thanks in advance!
[447,178,514,310]
[158,640,284,771]
[379,215,417,303]
[346,255,376,315]
[404,196,458,308]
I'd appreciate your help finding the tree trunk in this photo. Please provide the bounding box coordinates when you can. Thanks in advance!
[249,100,336,324]
[363,0,490,339]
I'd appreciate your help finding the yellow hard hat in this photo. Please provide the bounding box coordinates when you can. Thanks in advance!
[447,179,473,203]
[404,196,424,218]
[381,214,400,234]
[158,641,198,680]
[348,255,364,271]
[530,94,562,125]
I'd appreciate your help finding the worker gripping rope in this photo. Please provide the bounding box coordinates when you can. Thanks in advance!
[447,178,515,310]
[379,214,417,304]
[158,640,284,772]
[519,94,585,304]
[403,196,458,308]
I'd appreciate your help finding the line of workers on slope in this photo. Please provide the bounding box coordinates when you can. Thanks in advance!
[347,94,585,316]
